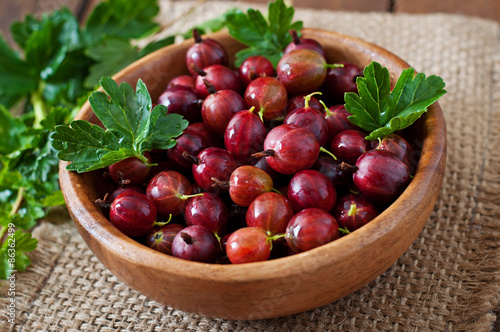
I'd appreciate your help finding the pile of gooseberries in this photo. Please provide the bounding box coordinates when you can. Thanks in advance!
[97,29,415,264]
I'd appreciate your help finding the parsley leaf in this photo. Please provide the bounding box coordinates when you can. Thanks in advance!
[345,61,447,140]
[0,34,38,108]
[83,0,160,45]
[51,77,188,172]
[226,0,302,67]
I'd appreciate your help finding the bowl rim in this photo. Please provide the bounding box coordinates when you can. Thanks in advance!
[59,27,446,301]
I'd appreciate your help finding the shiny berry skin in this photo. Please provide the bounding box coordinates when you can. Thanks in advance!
[195,65,242,99]
[157,85,203,123]
[353,150,411,203]
[287,170,336,212]
[201,89,247,137]
[108,152,152,186]
[184,193,228,236]
[187,122,222,147]
[246,192,294,235]
[172,225,221,263]
[285,208,340,253]
[376,133,415,170]
[167,75,196,90]
[251,157,280,184]
[228,166,274,207]
[146,170,192,216]
[322,62,362,104]
[224,108,266,163]
[259,124,320,175]
[324,105,359,141]
[186,28,228,76]
[238,55,276,87]
[167,128,208,170]
[191,147,240,193]
[284,106,329,147]
[244,77,288,121]
[109,191,157,237]
[145,223,184,255]
[277,49,328,96]
[284,29,326,59]
[332,193,378,232]
[330,129,371,164]
[226,227,272,264]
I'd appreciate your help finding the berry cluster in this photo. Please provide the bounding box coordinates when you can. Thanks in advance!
[98,29,415,264]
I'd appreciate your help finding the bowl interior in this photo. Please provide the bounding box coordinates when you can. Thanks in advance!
[59,28,446,320]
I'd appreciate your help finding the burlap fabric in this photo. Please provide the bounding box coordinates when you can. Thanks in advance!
[1,1,499,331]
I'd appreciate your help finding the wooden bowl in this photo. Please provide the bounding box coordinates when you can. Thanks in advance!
[59,28,446,320]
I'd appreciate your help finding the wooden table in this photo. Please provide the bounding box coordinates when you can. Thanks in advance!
[1,0,500,43]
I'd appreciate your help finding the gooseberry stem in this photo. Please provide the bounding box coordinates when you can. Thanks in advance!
[267,233,286,250]
[271,188,283,195]
[324,63,344,69]
[347,203,357,217]
[320,100,332,116]
[303,91,322,109]
[319,146,337,160]
[179,193,205,201]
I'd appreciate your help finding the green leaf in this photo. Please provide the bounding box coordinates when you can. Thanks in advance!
[226,0,302,67]
[40,190,65,207]
[0,34,38,101]
[51,78,188,173]
[345,61,447,140]
[51,119,123,172]
[24,8,82,77]
[268,0,301,47]
[0,105,30,155]
[0,230,38,279]
[137,105,183,151]
[83,0,160,45]
[10,14,41,50]
[84,37,140,89]
[89,77,149,146]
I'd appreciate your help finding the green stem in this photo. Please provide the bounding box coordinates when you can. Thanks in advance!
[339,227,351,235]
[10,187,25,217]
[347,203,357,217]
[180,193,205,201]
[324,63,344,69]
[320,100,331,116]
[303,91,322,109]
[0,188,25,240]
[153,214,172,227]
[31,84,47,129]
[319,146,337,160]
[258,108,265,123]
[134,153,150,164]
[267,233,286,250]
[214,232,223,251]
[271,188,283,195]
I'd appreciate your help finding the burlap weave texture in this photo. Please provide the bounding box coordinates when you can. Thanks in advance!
[1,1,499,331]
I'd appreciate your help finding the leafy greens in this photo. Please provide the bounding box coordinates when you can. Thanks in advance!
[51,78,188,172]
[225,0,302,67]
[345,61,447,140]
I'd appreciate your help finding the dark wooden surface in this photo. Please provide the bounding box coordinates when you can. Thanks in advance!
[2,0,500,44]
